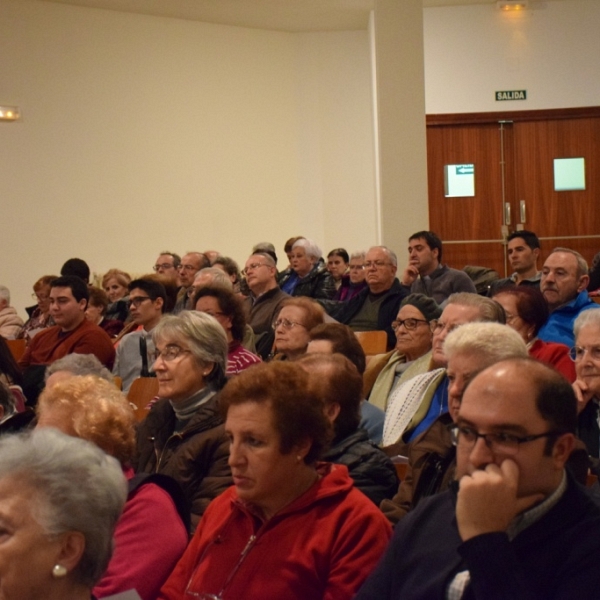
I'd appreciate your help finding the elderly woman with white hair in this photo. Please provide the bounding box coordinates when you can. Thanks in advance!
[0,428,126,600]
[279,238,336,300]
[135,311,232,530]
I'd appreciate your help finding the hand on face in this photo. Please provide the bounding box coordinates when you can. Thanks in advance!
[456,459,544,542]
[572,379,595,414]
[401,265,419,286]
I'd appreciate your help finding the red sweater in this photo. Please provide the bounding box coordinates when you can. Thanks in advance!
[159,463,392,600]
[93,468,189,600]
[529,338,576,382]
[19,318,115,369]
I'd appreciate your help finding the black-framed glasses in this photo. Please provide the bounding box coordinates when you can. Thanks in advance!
[152,345,192,362]
[392,318,429,331]
[128,296,152,308]
[272,318,306,331]
[569,345,600,362]
[449,424,563,455]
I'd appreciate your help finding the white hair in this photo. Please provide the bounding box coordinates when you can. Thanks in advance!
[292,238,322,261]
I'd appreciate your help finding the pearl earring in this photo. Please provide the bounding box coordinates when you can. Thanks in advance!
[52,564,67,578]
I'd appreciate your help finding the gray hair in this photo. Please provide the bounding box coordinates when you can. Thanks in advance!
[194,267,233,291]
[574,308,600,339]
[250,252,276,268]
[368,246,398,267]
[292,238,322,261]
[444,322,528,365]
[550,247,589,277]
[45,354,113,382]
[446,292,506,324]
[0,429,126,587]
[153,311,228,389]
[0,285,10,304]
[350,251,366,261]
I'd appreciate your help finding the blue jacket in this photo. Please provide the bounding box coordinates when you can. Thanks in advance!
[538,290,599,347]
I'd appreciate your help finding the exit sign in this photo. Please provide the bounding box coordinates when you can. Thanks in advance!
[496,90,527,101]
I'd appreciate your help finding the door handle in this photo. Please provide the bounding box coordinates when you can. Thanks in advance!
[520,200,526,224]
[505,202,511,225]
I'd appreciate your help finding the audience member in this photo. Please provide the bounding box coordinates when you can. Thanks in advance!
[159,361,392,599]
[0,335,23,388]
[187,266,233,307]
[203,249,221,264]
[213,256,242,294]
[0,285,24,339]
[539,247,599,346]
[38,375,188,600]
[334,246,407,349]
[357,358,600,600]
[113,278,166,391]
[18,276,115,404]
[173,252,210,314]
[493,285,576,381]
[135,311,231,530]
[368,294,442,411]
[279,238,335,300]
[85,287,124,337]
[334,250,368,301]
[102,268,131,323]
[489,230,541,294]
[0,380,26,433]
[251,241,278,264]
[0,428,126,600]
[153,251,181,278]
[383,293,505,448]
[400,230,476,303]
[271,297,325,360]
[45,352,113,388]
[243,252,290,359]
[381,322,527,525]
[299,353,398,505]
[194,286,261,376]
[326,247,349,291]
[60,257,90,284]
[17,275,58,341]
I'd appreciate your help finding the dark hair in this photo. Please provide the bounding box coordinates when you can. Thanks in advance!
[327,248,350,264]
[493,286,549,336]
[60,258,90,283]
[507,230,541,251]
[0,337,23,387]
[213,257,241,284]
[128,278,167,313]
[159,251,181,268]
[220,362,332,464]
[409,230,443,262]
[144,274,177,313]
[50,276,89,303]
[309,323,366,375]
[194,286,247,342]
[279,297,325,331]
[284,236,304,254]
[87,287,109,314]
[0,383,16,419]
[298,353,362,441]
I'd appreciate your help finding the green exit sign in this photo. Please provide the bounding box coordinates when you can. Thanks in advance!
[496,90,527,101]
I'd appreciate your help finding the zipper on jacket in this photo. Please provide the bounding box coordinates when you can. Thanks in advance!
[155,432,183,472]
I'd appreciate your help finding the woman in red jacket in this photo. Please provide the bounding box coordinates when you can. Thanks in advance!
[159,361,392,600]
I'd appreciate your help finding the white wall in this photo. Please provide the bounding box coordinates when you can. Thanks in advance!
[424,0,600,113]
[0,0,376,315]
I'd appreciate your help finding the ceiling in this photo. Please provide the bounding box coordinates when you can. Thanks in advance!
[38,0,546,32]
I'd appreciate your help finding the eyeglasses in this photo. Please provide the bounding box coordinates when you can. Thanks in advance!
[242,263,269,276]
[153,263,175,271]
[178,264,198,272]
[153,345,192,362]
[272,318,306,331]
[348,264,364,271]
[449,424,562,455]
[392,318,429,331]
[128,296,152,308]
[364,260,391,269]
[569,345,600,362]
[429,320,462,335]
[32,293,49,301]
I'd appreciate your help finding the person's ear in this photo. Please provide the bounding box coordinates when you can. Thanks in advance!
[55,531,86,575]
[324,402,341,424]
[551,432,575,469]
[577,275,590,293]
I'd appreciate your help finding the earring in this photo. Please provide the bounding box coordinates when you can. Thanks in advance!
[52,564,67,578]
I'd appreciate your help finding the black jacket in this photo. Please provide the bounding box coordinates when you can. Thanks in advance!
[279,262,336,300]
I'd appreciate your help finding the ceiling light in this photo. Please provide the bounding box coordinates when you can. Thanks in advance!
[0,105,20,121]
[496,0,529,11]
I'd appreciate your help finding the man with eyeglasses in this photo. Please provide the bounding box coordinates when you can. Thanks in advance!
[383,294,505,448]
[112,278,166,392]
[173,252,210,314]
[400,231,476,304]
[333,246,408,350]
[243,252,290,359]
[358,357,600,600]
[153,251,181,277]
